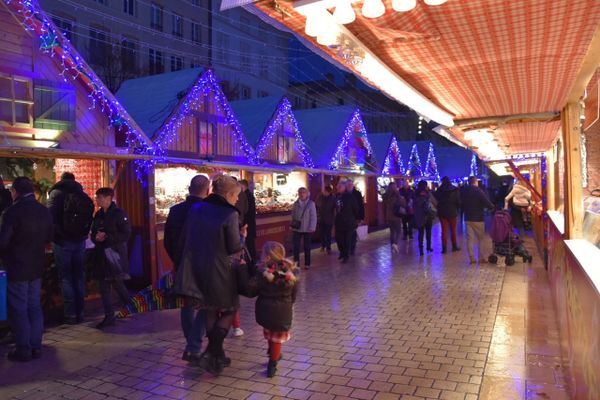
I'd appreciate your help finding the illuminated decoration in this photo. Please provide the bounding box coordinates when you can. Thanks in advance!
[406,143,423,177]
[382,137,405,176]
[3,0,151,163]
[254,98,314,168]
[151,70,257,164]
[329,109,374,170]
[469,153,478,177]
[424,142,440,182]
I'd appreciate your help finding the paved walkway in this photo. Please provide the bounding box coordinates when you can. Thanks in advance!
[0,225,570,400]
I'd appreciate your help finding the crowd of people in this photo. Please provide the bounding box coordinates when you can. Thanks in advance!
[382,176,533,263]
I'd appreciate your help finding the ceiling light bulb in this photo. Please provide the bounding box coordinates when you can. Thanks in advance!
[317,25,338,46]
[424,0,447,5]
[333,0,356,24]
[305,12,321,37]
[392,0,416,12]
[362,0,385,18]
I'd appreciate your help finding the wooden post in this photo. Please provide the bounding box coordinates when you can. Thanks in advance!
[546,149,555,211]
[561,102,584,239]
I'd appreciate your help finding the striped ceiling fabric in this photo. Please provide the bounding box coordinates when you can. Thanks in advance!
[252,0,600,153]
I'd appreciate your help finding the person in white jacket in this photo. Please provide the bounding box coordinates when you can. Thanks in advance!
[504,181,532,233]
[291,187,317,269]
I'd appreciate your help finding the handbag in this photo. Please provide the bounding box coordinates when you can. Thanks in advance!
[291,201,309,230]
[393,204,407,217]
[233,247,257,298]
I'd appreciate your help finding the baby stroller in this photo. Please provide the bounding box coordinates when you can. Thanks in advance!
[488,210,533,266]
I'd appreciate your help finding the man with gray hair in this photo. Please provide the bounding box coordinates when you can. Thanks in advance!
[346,180,365,255]
[335,180,359,263]
[164,174,210,363]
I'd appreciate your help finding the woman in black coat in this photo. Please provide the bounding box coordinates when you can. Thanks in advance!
[90,187,131,329]
[176,175,246,375]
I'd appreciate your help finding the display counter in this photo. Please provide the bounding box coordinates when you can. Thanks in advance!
[254,170,308,214]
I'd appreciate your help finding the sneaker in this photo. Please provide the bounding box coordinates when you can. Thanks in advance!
[232,328,244,337]
[31,349,42,360]
[267,359,278,378]
[391,244,399,253]
[182,351,201,363]
[452,246,461,252]
[7,350,31,362]
[64,316,77,325]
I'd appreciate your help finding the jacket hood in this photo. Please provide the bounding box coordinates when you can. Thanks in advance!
[204,193,239,213]
[50,179,83,193]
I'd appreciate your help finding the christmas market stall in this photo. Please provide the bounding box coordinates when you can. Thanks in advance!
[230,96,314,250]
[116,68,257,273]
[294,106,378,227]
[396,142,429,184]
[0,0,153,314]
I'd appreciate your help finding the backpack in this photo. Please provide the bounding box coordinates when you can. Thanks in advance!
[62,190,95,238]
[423,195,436,219]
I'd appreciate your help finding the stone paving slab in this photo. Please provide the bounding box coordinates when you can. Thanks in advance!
[0,226,568,399]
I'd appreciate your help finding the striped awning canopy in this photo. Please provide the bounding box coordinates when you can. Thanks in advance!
[247,0,600,156]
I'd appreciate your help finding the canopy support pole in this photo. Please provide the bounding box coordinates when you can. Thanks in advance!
[561,102,584,239]
[545,149,555,211]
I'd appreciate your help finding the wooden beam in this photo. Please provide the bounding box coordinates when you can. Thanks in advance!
[545,149,555,211]
[562,102,584,239]
[567,23,600,103]
[454,112,560,129]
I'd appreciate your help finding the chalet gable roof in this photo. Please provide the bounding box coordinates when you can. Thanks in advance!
[369,133,394,174]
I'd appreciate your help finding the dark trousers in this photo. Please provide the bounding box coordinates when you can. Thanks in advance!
[99,278,130,317]
[7,279,43,357]
[440,217,458,249]
[335,229,353,260]
[402,215,414,238]
[350,230,358,254]
[53,241,86,319]
[293,231,312,267]
[246,227,257,264]
[388,218,403,246]
[320,223,333,250]
[418,221,433,251]
[181,307,206,354]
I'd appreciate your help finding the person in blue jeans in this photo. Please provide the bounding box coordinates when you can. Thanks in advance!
[165,175,210,362]
[0,177,53,362]
[47,172,94,324]
[291,187,317,270]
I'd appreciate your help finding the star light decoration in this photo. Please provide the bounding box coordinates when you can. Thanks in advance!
[470,153,478,177]
[254,98,314,168]
[329,109,373,170]
[151,70,257,164]
[382,137,405,176]
[4,0,152,174]
[424,142,440,183]
[407,143,423,177]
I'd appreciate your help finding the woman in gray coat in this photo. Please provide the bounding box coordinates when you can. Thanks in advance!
[291,187,317,269]
[176,175,246,375]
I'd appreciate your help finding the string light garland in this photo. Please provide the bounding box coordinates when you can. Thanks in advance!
[407,143,423,177]
[3,0,152,172]
[469,153,478,177]
[382,137,404,176]
[254,98,314,168]
[424,142,440,182]
[330,109,374,170]
[151,69,257,164]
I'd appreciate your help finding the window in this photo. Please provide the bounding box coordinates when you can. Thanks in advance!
[52,17,74,43]
[148,48,164,75]
[276,134,295,163]
[0,75,33,126]
[93,0,107,4]
[257,90,269,98]
[170,56,183,71]
[259,59,268,79]
[150,3,163,31]
[33,79,76,131]
[189,0,200,4]
[123,0,135,15]
[172,13,183,37]
[191,21,201,43]
[240,16,250,33]
[190,59,200,68]
[199,120,214,156]
[241,85,251,100]
[240,43,250,69]
[89,28,108,65]
[121,38,136,72]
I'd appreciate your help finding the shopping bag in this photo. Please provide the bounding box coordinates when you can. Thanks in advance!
[0,270,6,321]
[356,225,369,241]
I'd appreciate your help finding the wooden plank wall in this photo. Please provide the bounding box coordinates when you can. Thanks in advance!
[0,5,33,72]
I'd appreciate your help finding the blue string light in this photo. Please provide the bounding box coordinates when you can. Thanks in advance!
[329,109,374,170]
[382,137,404,176]
[254,98,314,168]
[470,153,478,177]
[407,143,423,177]
[424,142,440,183]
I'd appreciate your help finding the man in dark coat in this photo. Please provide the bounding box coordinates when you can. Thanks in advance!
[47,172,94,324]
[0,177,12,215]
[90,187,131,330]
[461,176,495,264]
[164,175,209,362]
[176,175,246,375]
[398,179,415,240]
[434,176,461,253]
[0,177,53,362]
[240,179,256,264]
[316,185,336,254]
[335,180,359,263]
[346,180,365,256]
